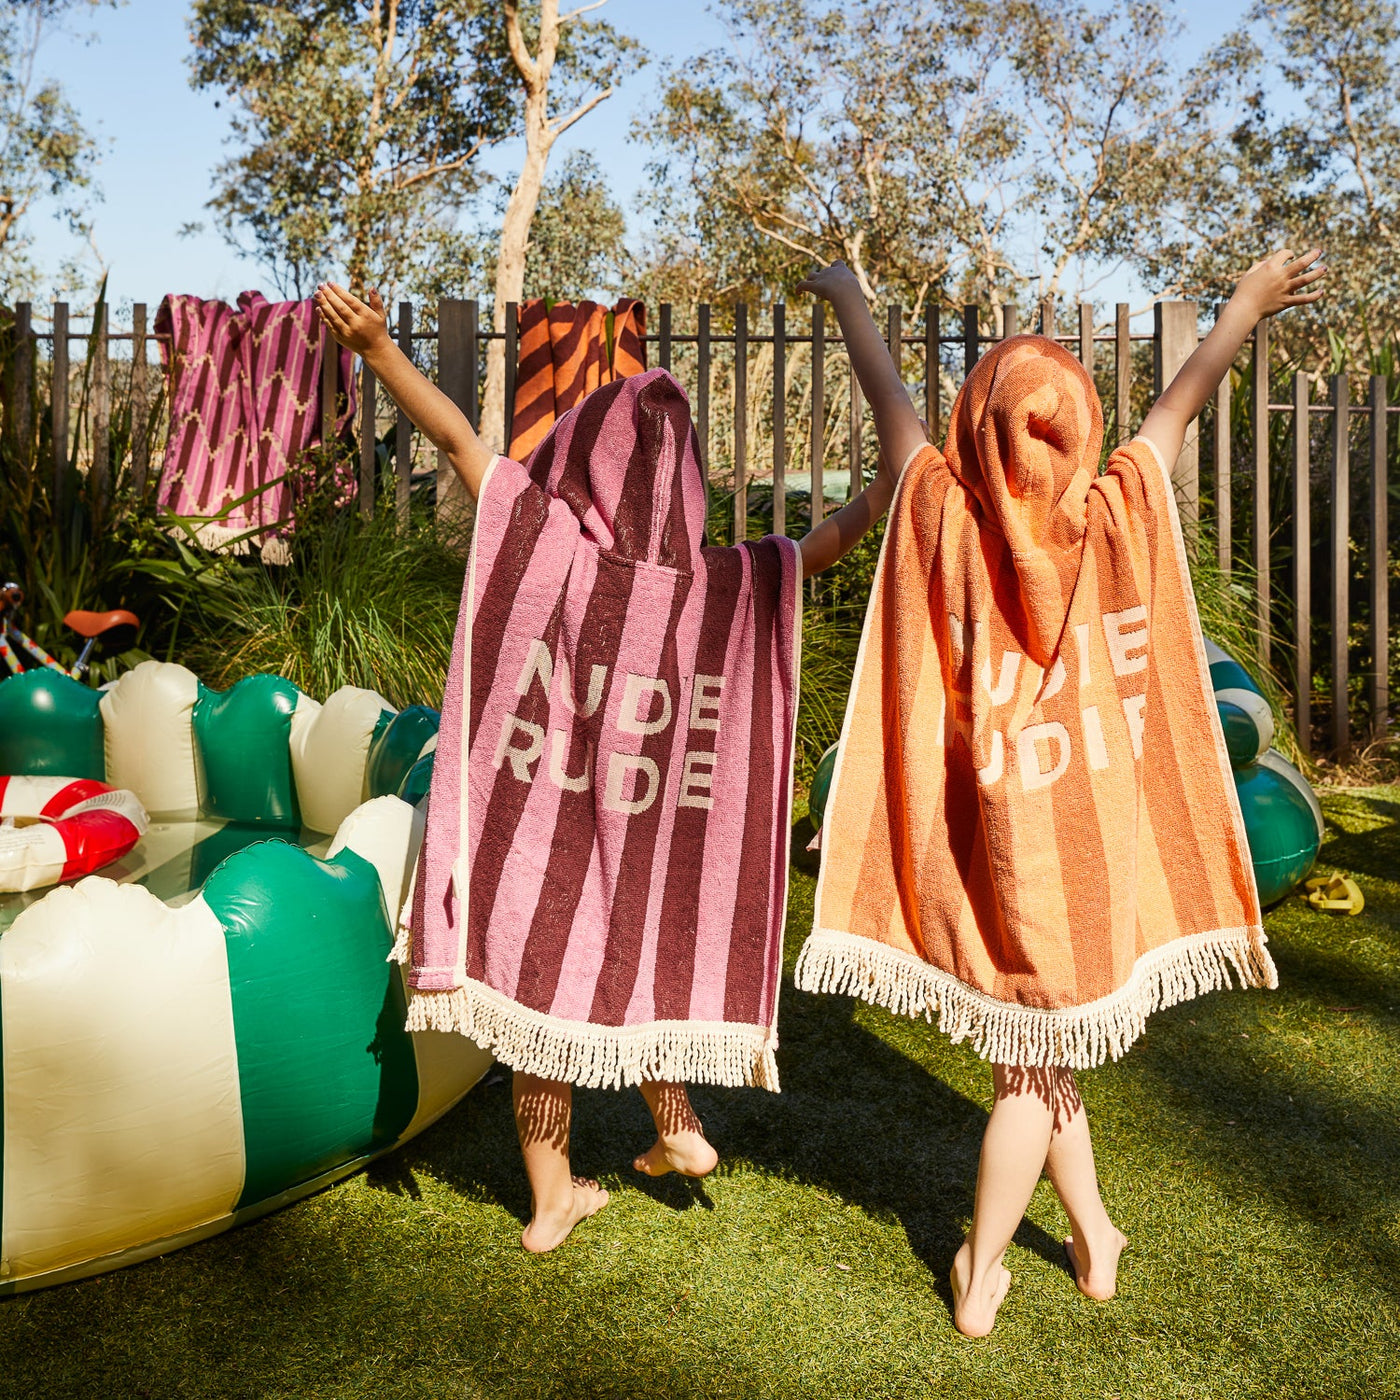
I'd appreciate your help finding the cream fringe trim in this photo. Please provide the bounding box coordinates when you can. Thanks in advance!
[404,978,781,1092]
[794,927,1278,1070]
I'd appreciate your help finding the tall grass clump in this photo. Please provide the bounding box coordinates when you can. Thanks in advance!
[160,487,467,711]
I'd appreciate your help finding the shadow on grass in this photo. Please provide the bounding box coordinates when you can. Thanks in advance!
[402,974,1063,1306]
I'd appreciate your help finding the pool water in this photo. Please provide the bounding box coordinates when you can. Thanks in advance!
[0,817,332,934]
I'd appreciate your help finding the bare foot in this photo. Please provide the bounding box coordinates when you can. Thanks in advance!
[950,1241,1013,1338]
[633,1128,718,1178]
[520,1176,609,1253]
[1064,1228,1128,1301]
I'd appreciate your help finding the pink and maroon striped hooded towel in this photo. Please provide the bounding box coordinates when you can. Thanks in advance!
[402,368,802,1090]
[156,292,356,547]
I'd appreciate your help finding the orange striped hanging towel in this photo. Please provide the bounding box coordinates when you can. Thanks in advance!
[796,336,1275,1068]
[509,298,646,461]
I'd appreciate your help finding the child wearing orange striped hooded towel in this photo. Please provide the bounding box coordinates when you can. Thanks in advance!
[795,248,1326,1337]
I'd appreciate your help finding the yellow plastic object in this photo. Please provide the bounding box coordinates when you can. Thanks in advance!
[1303,873,1364,916]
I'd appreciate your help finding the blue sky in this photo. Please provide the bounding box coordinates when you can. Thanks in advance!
[28,0,1250,315]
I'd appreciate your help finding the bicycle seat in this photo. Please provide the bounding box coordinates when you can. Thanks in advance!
[63,608,139,639]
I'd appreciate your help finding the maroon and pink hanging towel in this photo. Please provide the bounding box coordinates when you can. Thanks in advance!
[156,291,356,547]
[400,368,802,1090]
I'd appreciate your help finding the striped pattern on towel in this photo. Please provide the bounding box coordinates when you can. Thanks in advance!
[156,292,356,549]
[408,368,801,1090]
[797,336,1275,1068]
[508,298,646,462]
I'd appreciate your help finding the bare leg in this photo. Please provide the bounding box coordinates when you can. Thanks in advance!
[633,1080,719,1178]
[513,1071,609,1253]
[1043,1069,1128,1300]
[950,1064,1057,1337]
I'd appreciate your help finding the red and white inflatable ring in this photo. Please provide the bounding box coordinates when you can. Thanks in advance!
[0,776,149,894]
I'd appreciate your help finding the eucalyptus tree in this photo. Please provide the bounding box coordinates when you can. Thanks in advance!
[189,0,518,300]
[0,0,110,301]
[640,0,1230,320]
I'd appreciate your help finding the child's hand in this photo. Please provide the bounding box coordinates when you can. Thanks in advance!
[1231,248,1326,320]
[797,261,863,305]
[314,282,390,354]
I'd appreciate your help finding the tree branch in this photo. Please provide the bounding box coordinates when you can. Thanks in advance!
[549,84,613,139]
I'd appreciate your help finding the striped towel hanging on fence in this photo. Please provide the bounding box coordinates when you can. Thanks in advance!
[403,367,801,1091]
[508,298,646,461]
[797,335,1275,1069]
[156,292,356,550]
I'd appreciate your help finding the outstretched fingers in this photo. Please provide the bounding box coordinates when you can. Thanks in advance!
[313,289,349,339]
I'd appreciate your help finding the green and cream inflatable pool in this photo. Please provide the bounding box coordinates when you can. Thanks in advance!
[0,661,488,1293]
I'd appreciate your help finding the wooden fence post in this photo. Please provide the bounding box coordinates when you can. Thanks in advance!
[697,302,711,492]
[1078,301,1093,375]
[358,355,377,522]
[1214,370,1231,574]
[1155,300,1199,533]
[848,335,863,500]
[1330,372,1350,759]
[395,301,413,532]
[14,302,32,458]
[436,298,473,528]
[1001,303,1018,340]
[734,303,749,540]
[1039,296,1055,338]
[131,303,150,497]
[320,324,337,447]
[503,300,518,447]
[772,302,786,538]
[810,303,825,529]
[1370,373,1389,737]
[659,303,672,372]
[925,303,940,443]
[1253,319,1271,665]
[52,302,69,513]
[1293,372,1311,755]
[963,305,978,377]
[92,301,110,511]
[1115,303,1130,445]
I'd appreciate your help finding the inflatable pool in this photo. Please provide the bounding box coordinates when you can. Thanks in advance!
[0,661,488,1293]
[808,639,1321,905]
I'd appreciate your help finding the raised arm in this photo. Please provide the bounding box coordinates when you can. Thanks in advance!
[793,262,927,578]
[1138,248,1326,470]
[314,282,494,500]
[798,262,929,475]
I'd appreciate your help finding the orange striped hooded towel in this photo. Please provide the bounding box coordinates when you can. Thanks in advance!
[509,298,646,461]
[796,336,1276,1068]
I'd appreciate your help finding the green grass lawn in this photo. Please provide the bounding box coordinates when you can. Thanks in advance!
[3,789,1398,1399]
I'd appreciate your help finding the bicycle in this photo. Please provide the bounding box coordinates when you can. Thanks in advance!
[1,581,139,682]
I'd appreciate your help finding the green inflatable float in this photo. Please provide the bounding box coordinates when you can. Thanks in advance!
[808,639,1321,907]
[0,660,483,1294]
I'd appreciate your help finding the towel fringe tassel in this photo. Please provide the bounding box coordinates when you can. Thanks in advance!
[794,927,1277,1070]
[404,982,780,1091]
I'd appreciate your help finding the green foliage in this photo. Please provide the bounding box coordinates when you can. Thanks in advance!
[154,492,467,713]
[188,0,516,299]
[637,0,1223,316]
[521,150,631,302]
[0,1,112,300]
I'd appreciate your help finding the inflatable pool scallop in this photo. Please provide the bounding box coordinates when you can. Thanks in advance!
[0,661,486,1293]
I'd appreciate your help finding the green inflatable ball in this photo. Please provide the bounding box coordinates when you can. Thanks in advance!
[1204,638,1274,769]
[1234,748,1323,905]
[808,742,840,829]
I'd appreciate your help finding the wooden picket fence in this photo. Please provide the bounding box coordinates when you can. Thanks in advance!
[13,296,1399,758]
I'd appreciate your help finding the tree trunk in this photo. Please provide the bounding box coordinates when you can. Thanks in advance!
[482,99,552,452]
[480,0,614,452]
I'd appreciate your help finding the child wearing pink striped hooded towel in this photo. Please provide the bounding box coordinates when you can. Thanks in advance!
[406,367,801,1093]
[315,275,899,1254]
